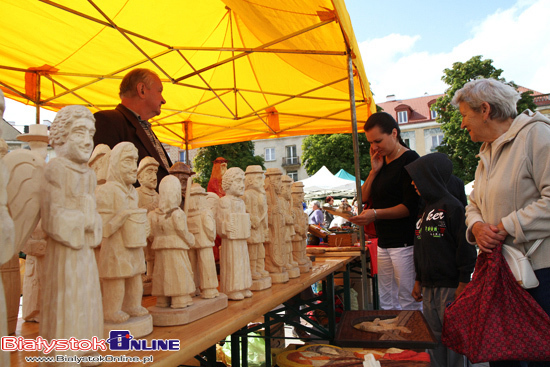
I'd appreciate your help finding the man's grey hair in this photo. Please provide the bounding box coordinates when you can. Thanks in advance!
[119,68,160,99]
[312,201,321,209]
[451,78,520,121]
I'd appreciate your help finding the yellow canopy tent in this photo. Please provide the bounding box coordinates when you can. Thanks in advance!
[0,0,375,308]
[0,0,375,149]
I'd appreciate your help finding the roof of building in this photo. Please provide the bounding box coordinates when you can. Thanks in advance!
[378,93,444,125]
[517,86,550,107]
[1,118,22,141]
[378,86,550,125]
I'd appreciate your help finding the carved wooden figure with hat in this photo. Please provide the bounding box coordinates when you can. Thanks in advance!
[243,165,272,291]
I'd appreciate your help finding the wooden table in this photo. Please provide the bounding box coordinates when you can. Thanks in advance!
[9,256,357,367]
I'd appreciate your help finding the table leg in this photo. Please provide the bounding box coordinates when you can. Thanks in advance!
[373,274,380,310]
[343,262,351,311]
[325,273,336,341]
[230,333,240,367]
[264,314,272,367]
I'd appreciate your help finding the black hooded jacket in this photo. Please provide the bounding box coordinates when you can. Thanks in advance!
[405,153,477,288]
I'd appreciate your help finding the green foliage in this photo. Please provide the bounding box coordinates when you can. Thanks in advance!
[193,141,264,189]
[302,133,371,179]
[434,55,537,183]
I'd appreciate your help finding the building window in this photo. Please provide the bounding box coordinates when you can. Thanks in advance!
[430,109,437,120]
[287,171,298,181]
[424,128,444,153]
[401,131,416,150]
[431,135,444,151]
[285,145,298,165]
[265,148,275,161]
[397,111,408,124]
[179,150,186,162]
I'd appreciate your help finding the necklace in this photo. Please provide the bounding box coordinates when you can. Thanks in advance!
[387,145,402,162]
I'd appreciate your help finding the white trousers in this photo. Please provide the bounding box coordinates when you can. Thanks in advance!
[377,246,421,310]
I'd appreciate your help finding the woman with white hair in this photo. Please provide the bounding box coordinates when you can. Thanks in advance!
[456,78,550,367]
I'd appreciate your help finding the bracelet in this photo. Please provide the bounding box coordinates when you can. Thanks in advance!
[372,208,377,221]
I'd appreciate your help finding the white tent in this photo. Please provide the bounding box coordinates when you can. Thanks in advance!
[300,166,356,199]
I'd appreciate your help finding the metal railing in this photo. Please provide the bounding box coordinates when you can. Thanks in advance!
[282,156,300,166]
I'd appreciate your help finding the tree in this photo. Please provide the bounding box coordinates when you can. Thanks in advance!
[302,133,371,179]
[434,55,537,183]
[193,141,265,189]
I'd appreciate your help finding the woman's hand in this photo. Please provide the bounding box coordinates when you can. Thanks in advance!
[370,145,383,174]
[471,221,507,253]
[348,208,375,226]
[454,282,468,299]
[412,281,423,302]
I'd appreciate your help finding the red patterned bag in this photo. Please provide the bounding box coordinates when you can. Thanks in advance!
[442,242,550,363]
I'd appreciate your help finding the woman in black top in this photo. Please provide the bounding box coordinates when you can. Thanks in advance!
[350,112,420,310]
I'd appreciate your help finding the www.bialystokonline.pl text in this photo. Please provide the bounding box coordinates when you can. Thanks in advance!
[24,354,154,364]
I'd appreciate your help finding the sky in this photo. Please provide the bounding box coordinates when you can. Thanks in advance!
[3,0,550,127]
[348,0,550,103]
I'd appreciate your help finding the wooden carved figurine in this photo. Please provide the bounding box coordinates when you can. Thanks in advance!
[291,182,312,273]
[243,166,271,291]
[264,168,289,283]
[89,144,111,186]
[169,162,195,208]
[207,157,227,263]
[96,142,152,337]
[136,157,159,288]
[39,105,103,363]
[0,89,6,159]
[187,183,220,299]
[281,175,300,278]
[18,124,49,322]
[89,144,111,263]
[0,92,11,360]
[217,167,253,300]
[148,175,196,308]
[207,156,228,197]
[0,142,15,367]
[21,221,47,322]
[1,105,43,337]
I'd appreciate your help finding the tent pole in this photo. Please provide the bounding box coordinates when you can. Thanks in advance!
[35,73,40,124]
[185,121,190,166]
[346,48,369,310]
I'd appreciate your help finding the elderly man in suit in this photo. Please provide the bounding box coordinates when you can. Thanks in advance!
[93,68,172,189]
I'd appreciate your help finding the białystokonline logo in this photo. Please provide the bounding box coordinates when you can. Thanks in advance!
[2,330,180,353]
[106,330,180,351]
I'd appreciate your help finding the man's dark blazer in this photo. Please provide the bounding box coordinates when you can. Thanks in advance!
[93,104,172,190]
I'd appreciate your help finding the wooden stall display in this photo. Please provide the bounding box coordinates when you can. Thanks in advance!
[334,310,437,350]
[10,256,357,367]
[327,231,358,247]
[277,344,430,367]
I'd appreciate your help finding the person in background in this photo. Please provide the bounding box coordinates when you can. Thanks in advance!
[405,153,477,367]
[93,68,172,189]
[308,201,324,226]
[349,112,421,311]
[329,203,353,229]
[324,196,335,226]
[351,197,359,216]
[455,78,550,367]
